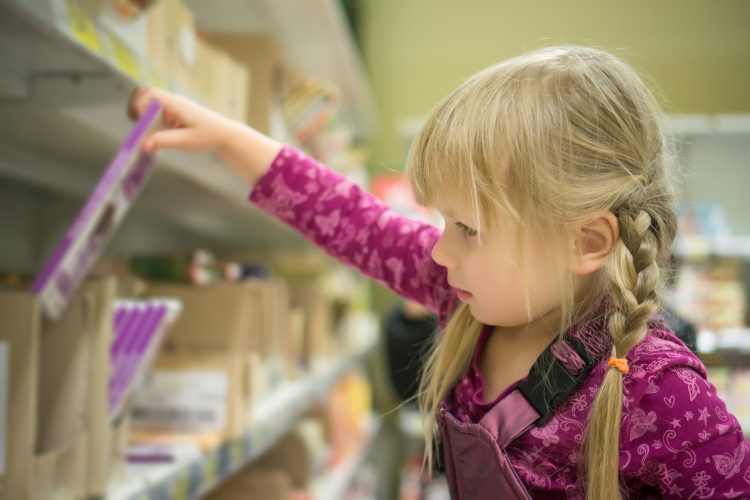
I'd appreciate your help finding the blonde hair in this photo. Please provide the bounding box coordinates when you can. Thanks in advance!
[407,45,678,499]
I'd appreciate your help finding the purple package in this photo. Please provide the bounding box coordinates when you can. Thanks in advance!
[114,305,167,409]
[109,299,182,420]
[111,304,160,411]
[110,302,155,413]
[32,101,162,319]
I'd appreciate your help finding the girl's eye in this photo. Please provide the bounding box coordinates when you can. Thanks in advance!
[455,222,478,237]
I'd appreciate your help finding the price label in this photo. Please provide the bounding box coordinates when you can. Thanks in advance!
[203,453,219,487]
[107,34,142,81]
[63,0,102,54]
[171,474,189,500]
[231,440,245,468]
[148,69,168,89]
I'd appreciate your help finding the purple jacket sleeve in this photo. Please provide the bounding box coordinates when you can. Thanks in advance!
[249,145,457,322]
[621,365,750,498]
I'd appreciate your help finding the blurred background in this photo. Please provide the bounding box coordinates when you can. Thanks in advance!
[0,0,748,499]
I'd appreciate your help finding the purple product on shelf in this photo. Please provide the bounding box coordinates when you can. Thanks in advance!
[112,302,142,357]
[31,101,162,319]
[118,307,166,393]
[110,303,155,411]
[112,304,166,413]
[109,299,182,420]
[113,304,128,334]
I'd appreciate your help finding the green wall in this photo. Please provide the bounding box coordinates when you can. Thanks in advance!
[362,0,750,169]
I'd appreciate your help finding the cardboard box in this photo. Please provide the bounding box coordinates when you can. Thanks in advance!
[252,431,312,489]
[0,278,115,500]
[291,286,334,364]
[206,469,294,500]
[147,281,264,354]
[130,352,254,439]
[196,42,251,123]
[146,0,197,92]
[208,34,282,134]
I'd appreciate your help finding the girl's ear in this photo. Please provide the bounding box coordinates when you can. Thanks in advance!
[571,212,620,276]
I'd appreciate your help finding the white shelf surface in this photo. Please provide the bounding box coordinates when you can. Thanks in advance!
[106,317,378,500]
[673,235,750,259]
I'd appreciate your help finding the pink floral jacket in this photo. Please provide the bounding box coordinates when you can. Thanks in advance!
[249,145,750,499]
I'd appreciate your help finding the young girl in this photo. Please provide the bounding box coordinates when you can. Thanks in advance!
[129,45,750,498]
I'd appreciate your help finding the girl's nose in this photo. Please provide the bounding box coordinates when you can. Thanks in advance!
[431,233,458,270]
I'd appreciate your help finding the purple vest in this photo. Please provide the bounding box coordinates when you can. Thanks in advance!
[438,389,539,499]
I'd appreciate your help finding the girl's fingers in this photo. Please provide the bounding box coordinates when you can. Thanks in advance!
[128,87,190,124]
[142,128,197,153]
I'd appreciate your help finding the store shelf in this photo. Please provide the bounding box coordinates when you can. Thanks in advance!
[674,235,750,259]
[107,318,378,500]
[311,417,379,500]
[186,0,378,138]
[699,349,750,369]
[0,0,322,249]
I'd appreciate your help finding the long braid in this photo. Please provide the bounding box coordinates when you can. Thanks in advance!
[585,209,664,499]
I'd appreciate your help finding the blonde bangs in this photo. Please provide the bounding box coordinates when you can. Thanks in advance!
[405,71,521,234]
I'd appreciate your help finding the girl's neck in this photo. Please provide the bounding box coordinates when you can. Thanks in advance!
[479,307,563,402]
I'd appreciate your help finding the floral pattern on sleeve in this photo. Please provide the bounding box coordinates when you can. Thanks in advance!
[249,145,457,321]
[620,357,750,499]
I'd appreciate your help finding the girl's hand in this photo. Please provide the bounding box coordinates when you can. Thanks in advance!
[127,87,282,185]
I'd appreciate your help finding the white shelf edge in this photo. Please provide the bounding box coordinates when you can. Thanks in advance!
[673,235,750,259]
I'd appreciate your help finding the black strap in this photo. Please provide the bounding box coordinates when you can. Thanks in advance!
[517,335,598,426]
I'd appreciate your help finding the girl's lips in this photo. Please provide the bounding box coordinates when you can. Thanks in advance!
[456,288,473,302]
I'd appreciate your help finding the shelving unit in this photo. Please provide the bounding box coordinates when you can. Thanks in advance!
[108,320,378,500]
[0,1,381,499]
[0,0,377,253]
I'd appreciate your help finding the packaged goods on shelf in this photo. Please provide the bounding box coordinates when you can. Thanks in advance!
[708,367,750,434]
[109,298,183,420]
[130,250,224,285]
[145,281,266,353]
[145,279,293,377]
[130,351,257,440]
[146,0,197,92]
[208,33,283,135]
[677,202,733,240]
[673,261,747,331]
[131,251,271,285]
[325,373,372,459]
[281,72,341,146]
[206,469,295,500]
[0,278,117,499]
[197,40,251,123]
[291,284,337,366]
[31,101,161,320]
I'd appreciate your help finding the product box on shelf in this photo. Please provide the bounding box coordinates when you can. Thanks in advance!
[207,34,282,135]
[206,469,295,500]
[0,278,116,500]
[30,101,161,320]
[291,285,336,366]
[146,0,197,91]
[196,40,251,123]
[205,432,313,500]
[130,351,258,440]
[146,281,264,354]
